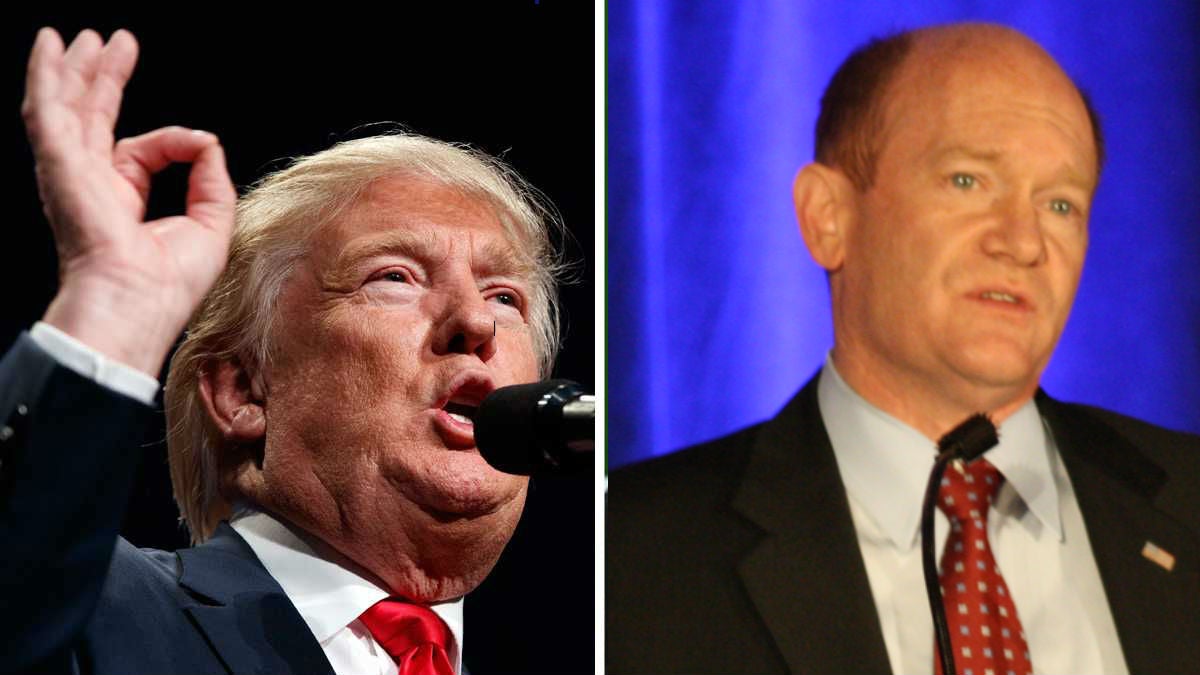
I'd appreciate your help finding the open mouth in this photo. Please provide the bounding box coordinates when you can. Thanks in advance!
[973,288,1032,312]
[443,400,479,426]
[980,290,1019,304]
[433,371,495,443]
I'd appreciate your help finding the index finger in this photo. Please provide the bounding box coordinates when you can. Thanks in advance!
[185,141,237,237]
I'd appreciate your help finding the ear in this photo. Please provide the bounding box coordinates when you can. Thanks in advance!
[198,358,266,443]
[793,162,855,272]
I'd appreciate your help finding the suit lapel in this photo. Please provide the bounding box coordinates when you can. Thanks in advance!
[724,382,1200,673]
[1040,394,1200,673]
[731,377,892,674]
[177,523,336,675]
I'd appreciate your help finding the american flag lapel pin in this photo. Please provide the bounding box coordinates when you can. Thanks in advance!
[1141,541,1176,572]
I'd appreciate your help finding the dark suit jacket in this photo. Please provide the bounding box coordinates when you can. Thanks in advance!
[607,375,1200,674]
[0,334,336,674]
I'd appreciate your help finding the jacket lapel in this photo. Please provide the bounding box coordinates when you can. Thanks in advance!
[1039,393,1200,673]
[177,523,336,675]
[731,376,892,674]
[725,382,1199,673]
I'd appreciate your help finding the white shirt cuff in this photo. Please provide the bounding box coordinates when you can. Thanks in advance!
[29,321,160,405]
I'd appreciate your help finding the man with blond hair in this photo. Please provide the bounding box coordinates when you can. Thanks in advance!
[608,22,1200,675]
[1,27,565,675]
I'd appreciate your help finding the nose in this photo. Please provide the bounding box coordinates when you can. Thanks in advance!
[981,196,1047,266]
[431,281,497,362]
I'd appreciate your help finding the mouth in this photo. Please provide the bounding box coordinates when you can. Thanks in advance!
[443,400,479,426]
[972,288,1033,312]
[432,371,495,447]
[980,290,1018,304]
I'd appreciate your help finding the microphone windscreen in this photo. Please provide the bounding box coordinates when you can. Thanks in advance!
[475,379,586,475]
[937,413,998,462]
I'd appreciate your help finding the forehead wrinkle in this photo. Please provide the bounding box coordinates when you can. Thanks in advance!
[944,91,1092,145]
[320,220,533,293]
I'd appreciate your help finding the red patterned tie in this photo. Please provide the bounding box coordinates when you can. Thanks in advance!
[935,459,1033,675]
[358,599,454,675]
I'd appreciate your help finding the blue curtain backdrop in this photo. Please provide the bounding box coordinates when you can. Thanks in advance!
[608,1,1200,468]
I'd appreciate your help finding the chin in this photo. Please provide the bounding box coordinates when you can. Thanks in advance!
[407,454,528,520]
[948,339,1046,392]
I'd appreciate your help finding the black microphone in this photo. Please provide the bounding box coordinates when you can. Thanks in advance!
[921,413,999,675]
[474,379,594,476]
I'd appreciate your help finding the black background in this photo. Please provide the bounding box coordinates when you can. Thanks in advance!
[3,5,594,673]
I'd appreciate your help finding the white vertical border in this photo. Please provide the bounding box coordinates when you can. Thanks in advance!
[594,1,606,674]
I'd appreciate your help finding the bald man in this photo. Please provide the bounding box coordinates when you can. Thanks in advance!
[607,23,1200,675]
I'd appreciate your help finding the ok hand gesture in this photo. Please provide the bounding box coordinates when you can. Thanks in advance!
[23,28,236,376]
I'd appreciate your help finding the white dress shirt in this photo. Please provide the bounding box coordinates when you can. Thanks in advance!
[27,322,465,675]
[30,321,159,405]
[232,511,464,675]
[817,357,1128,675]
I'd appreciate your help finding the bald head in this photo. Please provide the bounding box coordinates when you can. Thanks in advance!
[815,23,1104,192]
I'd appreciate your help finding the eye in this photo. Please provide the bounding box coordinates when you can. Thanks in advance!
[487,289,526,315]
[382,271,410,283]
[1049,199,1073,215]
[951,173,977,189]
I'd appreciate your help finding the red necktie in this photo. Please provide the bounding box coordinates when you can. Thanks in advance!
[358,599,455,675]
[935,459,1033,675]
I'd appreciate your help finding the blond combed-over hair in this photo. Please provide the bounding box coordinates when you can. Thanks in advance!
[164,132,566,543]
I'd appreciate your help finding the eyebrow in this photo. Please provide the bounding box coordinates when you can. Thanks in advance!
[322,227,534,290]
[933,146,1004,164]
[933,146,1095,191]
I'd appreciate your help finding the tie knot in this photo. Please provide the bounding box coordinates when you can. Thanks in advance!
[358,599,453,675]
[937,458,1002,523]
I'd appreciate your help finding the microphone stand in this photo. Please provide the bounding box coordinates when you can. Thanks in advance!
[922,451,958,675]
[921,413,998,675]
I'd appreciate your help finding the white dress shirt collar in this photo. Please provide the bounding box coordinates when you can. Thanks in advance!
[817,355,1062,550]
[231,510,464,673]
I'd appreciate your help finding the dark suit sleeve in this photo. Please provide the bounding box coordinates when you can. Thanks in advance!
[0,333,159,672]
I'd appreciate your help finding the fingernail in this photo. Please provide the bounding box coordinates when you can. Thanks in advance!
[191,129,216,140]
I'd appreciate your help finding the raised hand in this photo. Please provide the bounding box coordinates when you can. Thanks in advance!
[22,28,236,376]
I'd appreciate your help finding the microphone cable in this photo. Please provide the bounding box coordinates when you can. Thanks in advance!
[921,413,999,675]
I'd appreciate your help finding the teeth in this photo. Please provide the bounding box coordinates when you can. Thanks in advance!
[448,412,473,425]
[981,291,1018,304]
